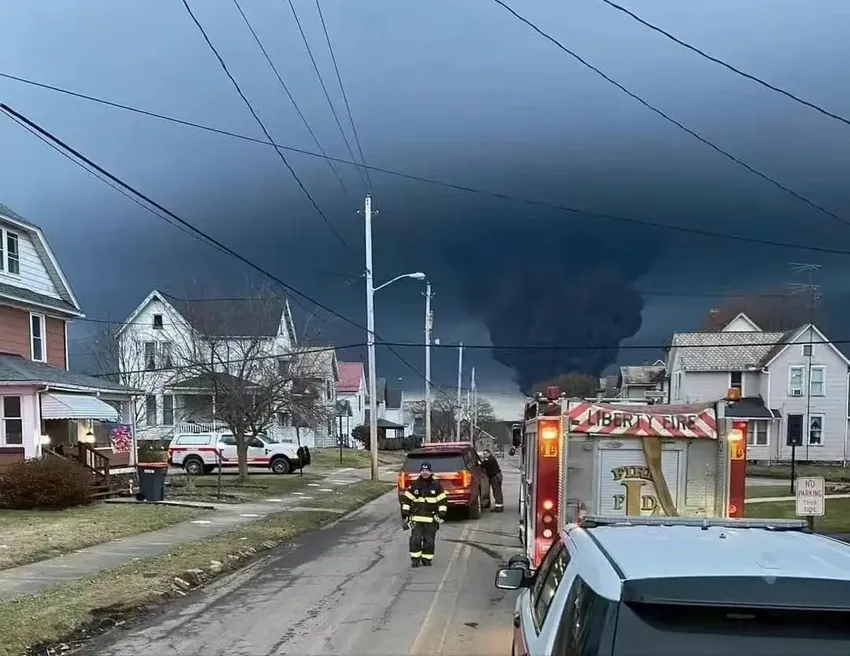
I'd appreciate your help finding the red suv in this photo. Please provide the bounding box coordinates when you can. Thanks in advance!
[397,442,491,519]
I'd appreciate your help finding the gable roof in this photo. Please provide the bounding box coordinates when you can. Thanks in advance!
[669,330,787,372]
[760,323,850,369]
[117,290,292,339]
[337,361,364,393]
[295,345,338,380]
[721,312,762,332]
[0,204,83,317]
[620,365,666,386]
[0,354,135,394]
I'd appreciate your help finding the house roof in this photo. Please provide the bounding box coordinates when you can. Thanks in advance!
[721,312,762,332]
[368,377,387,403]
[620,365,666,386]
[295,346,338,379]
[0,204,83,317]
[725,396,781,420]
[385,388,403,409]
[760,323,850,369]
[337,361,364,393]
[669,330,788,372]
[0,355,136,394]
[364,409,405,429]
[167,371,254,391]
[165,294,288,337]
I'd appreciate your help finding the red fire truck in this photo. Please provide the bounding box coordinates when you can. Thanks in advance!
[516,387,748,568]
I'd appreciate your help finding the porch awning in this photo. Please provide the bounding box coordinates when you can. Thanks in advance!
[41,393,120,422]
[725,397,780,420]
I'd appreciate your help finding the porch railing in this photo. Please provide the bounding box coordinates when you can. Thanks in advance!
[78,443,111,489]
[176,422,229,434]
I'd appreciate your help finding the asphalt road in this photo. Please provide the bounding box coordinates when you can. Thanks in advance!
[84,467,523,656]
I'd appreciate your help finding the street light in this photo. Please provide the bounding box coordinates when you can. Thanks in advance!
[364,195,429,481]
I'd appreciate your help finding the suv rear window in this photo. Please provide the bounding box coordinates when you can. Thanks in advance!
[404,453,466,472]
[612,603,850,655]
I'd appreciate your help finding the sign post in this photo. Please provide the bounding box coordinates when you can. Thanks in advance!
[795,476,825,531]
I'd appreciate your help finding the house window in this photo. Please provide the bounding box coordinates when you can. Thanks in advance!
[153,314,164,329]
[747,421,769,447]
[0,396,22,445]
[277,412,290,427]
[803,344,814,357]
[30,313,45,362]
[160,342,173,369]
[162,395,174,426]
[278,359,290,378]
[809,415,824,446]
[327,417,334,435]
[358,395,361,411]
[144,342,157,371]
[809,366,825,396]
[326,380,333,401]
[789,366,804,396]
[672,371,682,400]
[6,231,19,275]
[145,395,157,426]
[729,371,742,392]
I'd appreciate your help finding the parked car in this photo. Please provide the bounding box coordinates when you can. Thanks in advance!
[167,432,310,475]
[495,515,850,654]
[397,442,490,518]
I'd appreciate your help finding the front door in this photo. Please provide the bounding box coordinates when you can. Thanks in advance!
[218,436,238,464]
[247,437,269,465]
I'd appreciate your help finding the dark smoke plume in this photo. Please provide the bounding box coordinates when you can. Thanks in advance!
[451,221,655,394]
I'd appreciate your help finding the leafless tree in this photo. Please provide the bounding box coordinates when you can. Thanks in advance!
[174,289,333,480]
[700,285,815,332]
[406,393,498,442]
[531,372,600,398]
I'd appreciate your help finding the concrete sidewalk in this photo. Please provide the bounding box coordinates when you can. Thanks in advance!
[0,466,395,602]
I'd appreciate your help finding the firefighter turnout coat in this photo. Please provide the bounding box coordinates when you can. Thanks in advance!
[401,476,448,523]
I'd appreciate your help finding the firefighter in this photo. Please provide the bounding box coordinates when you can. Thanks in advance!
[400,462,448,567]
[481,448,504,512]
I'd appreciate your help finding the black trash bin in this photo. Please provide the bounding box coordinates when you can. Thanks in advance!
[136,462,168,502]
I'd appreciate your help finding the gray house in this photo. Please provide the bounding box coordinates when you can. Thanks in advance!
[667,312,850,463]
[618,362,667,401]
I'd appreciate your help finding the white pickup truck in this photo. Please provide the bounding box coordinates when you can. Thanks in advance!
[167,432,310,475]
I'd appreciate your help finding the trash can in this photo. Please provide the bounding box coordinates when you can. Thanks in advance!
[298,446,311,467]
[136,462,168,502]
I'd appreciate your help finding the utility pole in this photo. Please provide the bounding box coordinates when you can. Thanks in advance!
[455,343,463,440]
[791,262,822,468]
[364,195,380,481]
[424,281,433,444]
[470,366,477,446]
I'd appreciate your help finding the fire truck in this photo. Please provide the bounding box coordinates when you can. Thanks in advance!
[516,387,748,567]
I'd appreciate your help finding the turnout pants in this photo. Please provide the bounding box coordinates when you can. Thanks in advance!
[409,520,438,561]
[490,473,504,509]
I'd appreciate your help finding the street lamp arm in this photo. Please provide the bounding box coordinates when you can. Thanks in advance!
[373,271,426,293]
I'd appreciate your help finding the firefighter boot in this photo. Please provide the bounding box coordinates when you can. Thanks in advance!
[421,558,433,567]
[411,558,421,567]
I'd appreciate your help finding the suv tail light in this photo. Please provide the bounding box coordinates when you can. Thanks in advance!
[397,471,405,490]
[461,469,472,488]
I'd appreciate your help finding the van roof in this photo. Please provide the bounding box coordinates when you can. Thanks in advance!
[587,522,850,583]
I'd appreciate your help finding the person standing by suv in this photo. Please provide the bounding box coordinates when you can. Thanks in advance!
[481,449,504,512]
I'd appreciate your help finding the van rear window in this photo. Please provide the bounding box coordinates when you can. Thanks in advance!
[175,434,213,446]
[612,603,850,655]
[404,453,465,472]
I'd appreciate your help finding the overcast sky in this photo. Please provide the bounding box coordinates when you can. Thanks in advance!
[2,0,850,406]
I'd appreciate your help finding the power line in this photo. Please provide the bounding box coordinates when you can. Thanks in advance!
[6,70,850,257]
[230,0,353,199]
[314,0,372,191]
[490,0,850,232]
[180,0,353,253]
[377,337,845,351]
[0,104,441,397]
[597,0,850,130]
[285,0,368,189]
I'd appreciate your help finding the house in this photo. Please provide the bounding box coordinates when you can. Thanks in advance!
[618,362,667,401]
[116,289,305,442]
[0,204,138,482]
[337,361,366,438]
[275,345,339,447]
[666,312,850,463]
[364,377,406,439]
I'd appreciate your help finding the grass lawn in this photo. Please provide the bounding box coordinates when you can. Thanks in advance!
[0,480,393,656]
[168,473,320,503]
[748,463,850,482]
[303,480,394,509]
[310,448,406,470]
[746,497,850,532]
[746,484,796,499]
[0,504,208,571]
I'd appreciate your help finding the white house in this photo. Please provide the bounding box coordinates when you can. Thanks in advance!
[667,312,850,463]
[116,290,340,444]
[275,345,339,447]
[618,362,667,401]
